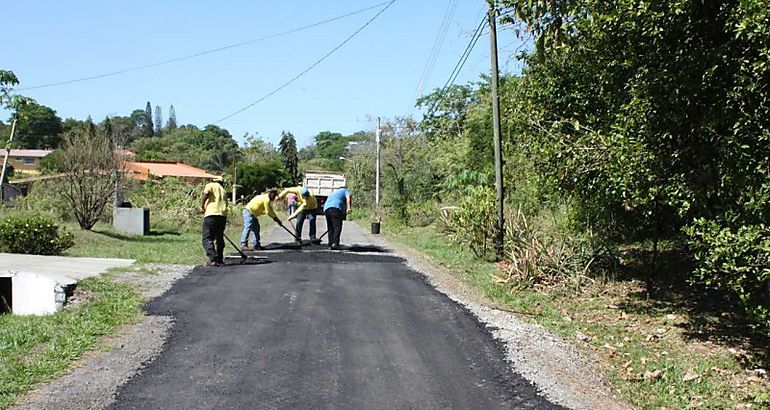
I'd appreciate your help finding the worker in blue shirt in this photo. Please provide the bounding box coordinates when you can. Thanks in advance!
[322,187,352,249]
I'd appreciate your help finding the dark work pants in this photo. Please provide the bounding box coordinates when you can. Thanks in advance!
[294,209,317,240]
[324,208,344,246]
[202,215,226,263]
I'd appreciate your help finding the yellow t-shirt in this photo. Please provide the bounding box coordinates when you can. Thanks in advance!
[203,182,228,217]
[245,193,277,219]
[279,187,318,218]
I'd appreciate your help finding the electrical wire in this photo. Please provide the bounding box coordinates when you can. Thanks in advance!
[413,0,457,102]
[213,0,397,125]
[17,1,392,91]
[423,15,487,118]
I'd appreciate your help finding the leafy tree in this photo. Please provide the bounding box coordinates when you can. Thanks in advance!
[12,101,63,149]
[236,160,287,197]
[62,117,86,134]
[0,70,20,109]
[493,0,770,323]
[127,108,152,141]
[278,131,299,184]
[166,105,177,130]
[241,134,279,164]
[314,131,350,163]
[298,144,316,161]
[130,124,239,172]
[39,148,64,173]
[154,105,163,135]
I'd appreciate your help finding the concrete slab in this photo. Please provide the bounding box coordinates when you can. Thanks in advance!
[0,253,135,315]
[0,253,135,282]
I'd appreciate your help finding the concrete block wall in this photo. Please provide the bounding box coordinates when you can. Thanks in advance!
[113,208,150,236]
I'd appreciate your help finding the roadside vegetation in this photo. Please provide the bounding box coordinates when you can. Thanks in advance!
[0,277,143,408]
[387,224,770,409]
[1,0,769,408]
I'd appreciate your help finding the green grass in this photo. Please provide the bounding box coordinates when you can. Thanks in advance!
[0,276,143,409]
[386,224,770,410]
[64,222,244,264]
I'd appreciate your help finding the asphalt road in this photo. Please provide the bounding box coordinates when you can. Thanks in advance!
[110,219,565,409]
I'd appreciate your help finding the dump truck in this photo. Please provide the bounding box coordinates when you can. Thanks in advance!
[303,171,346,214]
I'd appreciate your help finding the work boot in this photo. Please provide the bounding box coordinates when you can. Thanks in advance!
[240,245,252,251]
[254,243,265,250]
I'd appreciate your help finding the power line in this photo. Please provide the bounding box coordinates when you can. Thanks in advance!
[213,0,397,125]
[18,1,391,91]
[412,0,458,102]
[423,15,487,118]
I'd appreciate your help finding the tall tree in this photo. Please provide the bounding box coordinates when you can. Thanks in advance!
[12,101,63,148]
[154,105,163,135]
[144,101,154,137]
[166,105,177,130]
[0,70,20,110]
[278,131,299,184]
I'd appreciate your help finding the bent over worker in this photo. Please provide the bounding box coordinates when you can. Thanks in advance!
[199,176,228,266]
[241,188,283,250]
[323,187,352,249]
[278,186,318,242]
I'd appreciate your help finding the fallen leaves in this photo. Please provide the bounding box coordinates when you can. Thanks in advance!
[643,369,663,380]
[682,369,699,382]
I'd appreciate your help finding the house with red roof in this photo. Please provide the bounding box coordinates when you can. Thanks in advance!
[123,161,218,182]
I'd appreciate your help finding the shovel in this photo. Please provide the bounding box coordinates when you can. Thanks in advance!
[223,234,267,264]
[312,230,329,244]
[279,223,302,241]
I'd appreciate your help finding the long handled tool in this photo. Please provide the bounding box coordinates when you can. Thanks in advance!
[223,233,267,264]
[313,229,329,244]
[279,223,301,241]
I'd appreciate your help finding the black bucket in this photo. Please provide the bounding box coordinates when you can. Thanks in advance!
[371,222,381,234]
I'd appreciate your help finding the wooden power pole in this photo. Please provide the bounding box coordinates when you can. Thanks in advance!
[0,119,18,199]
[488,2,505,258]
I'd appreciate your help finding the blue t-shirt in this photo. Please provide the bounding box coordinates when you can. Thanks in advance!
[323,188,350,212]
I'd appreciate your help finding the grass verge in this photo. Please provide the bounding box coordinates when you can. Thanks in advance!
[387,224,770,410]
[0,276,143,409]
[65,222,245,264]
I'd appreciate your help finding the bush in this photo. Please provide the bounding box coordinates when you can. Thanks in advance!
[439,186,497,259]
[0,214,74,255]
[125,178,205,233]
[499,205,597,292]
[406,202,434,227]
[687,219,770,330]
[10,180,72,222]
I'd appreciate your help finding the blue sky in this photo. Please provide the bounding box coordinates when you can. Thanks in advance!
[3,1,526,148]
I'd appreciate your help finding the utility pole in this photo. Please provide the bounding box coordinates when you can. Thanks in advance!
[488,2,505,258]
[232,149,237,203]
[0,119,18,200]
[375,116,381,217]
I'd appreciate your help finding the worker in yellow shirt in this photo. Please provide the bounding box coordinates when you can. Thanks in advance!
[240,188,283,250]
[199,176,228,266]
[278,186,318,242]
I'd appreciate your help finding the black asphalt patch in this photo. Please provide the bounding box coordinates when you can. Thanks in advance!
[111,248,565,409]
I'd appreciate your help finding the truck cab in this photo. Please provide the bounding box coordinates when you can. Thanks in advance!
[303,171,346,215]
